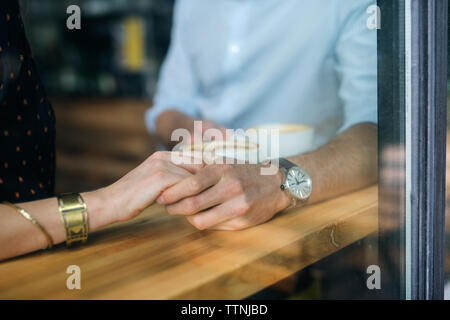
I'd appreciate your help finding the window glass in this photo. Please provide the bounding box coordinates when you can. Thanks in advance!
[0,0,417,300]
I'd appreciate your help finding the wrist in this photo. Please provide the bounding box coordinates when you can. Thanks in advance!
[157,110,196,146]
[82,188,113,232]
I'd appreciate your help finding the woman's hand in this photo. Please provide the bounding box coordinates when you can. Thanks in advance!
[84,151,197,230]
[0,151,200,261]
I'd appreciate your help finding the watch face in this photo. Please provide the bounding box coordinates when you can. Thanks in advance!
[286,167,312,200]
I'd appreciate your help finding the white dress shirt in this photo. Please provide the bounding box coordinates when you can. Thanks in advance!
[146,0,377,149]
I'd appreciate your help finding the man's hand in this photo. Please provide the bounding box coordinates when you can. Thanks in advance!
[157,122,378,231]
[156,109,228,148]
[157,163,291,230]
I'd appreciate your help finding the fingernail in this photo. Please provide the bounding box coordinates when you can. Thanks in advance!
[157,196,165,204]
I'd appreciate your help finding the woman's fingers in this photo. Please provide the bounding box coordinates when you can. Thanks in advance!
[164,161,193,178]
[156,172,191,195]
[171,156,205,174]
[165,182,230,216]
[128,167,190,217]
[147,162,193,200]
[108,151,197,222]
[152,150,205,174]
[157,166,221,204]
[184,196,248,230]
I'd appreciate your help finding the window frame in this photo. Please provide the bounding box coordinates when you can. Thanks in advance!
[378,0,447,300]
[408,0,447,300]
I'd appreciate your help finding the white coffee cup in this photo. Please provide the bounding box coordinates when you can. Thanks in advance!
[248,123,314,160]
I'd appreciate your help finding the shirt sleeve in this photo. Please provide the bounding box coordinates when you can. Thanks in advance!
[145,0,200,133]
[334,0,378,133]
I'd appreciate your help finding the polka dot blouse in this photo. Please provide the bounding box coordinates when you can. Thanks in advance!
[0,0,56,202]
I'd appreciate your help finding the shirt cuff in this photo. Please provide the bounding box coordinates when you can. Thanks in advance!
[338,108,378,134]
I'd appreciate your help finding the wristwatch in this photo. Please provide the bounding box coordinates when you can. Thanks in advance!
[278,158,312,209]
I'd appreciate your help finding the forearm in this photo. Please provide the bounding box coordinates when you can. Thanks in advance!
[155,109,197,148]
[287,122,378,204]
[0,151,193,261]
[0,188,111,261]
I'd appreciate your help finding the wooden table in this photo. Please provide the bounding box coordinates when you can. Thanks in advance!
[0,186,377,299]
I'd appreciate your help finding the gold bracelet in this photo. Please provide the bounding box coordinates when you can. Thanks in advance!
[2,202,54,249]
[57,193,89,247]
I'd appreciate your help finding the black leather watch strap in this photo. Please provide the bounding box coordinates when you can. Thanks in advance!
[278,158,297,171]
[278,158,297,210]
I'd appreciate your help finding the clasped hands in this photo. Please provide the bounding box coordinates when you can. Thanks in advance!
[158,152,292,230]
[104,151,291,231]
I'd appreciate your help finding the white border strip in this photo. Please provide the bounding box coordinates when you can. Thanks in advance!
[404,0,412,301]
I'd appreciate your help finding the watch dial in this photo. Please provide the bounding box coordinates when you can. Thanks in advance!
[286,167,312,199]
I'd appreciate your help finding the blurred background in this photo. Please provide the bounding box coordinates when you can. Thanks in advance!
[21,0,174,193]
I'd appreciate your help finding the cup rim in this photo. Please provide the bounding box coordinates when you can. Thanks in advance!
[180,140,259,152]
[249,123,313,133]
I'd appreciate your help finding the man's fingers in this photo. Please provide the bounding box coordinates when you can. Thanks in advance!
[165,183,230,216]
[157,167,221,204]
[185,197,248,230]
[209,216,255,231]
